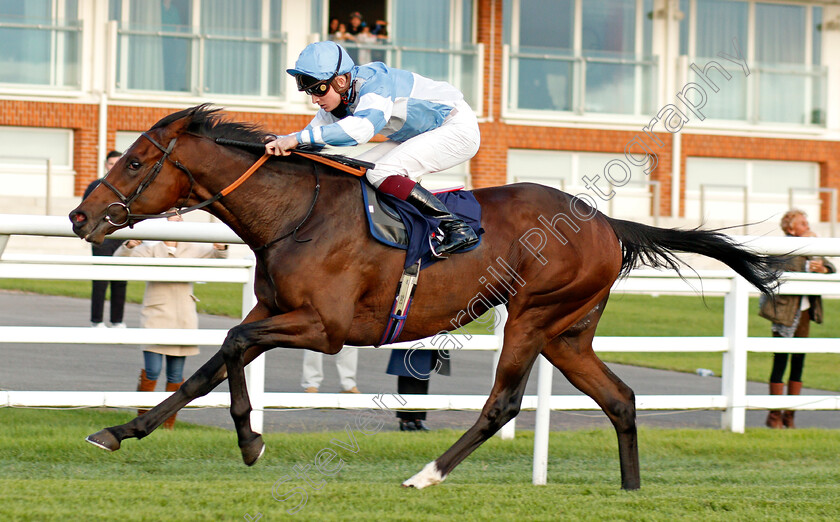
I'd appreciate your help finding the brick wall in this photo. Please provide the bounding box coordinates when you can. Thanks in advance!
[2,0,839,220]
[0,100,98,195]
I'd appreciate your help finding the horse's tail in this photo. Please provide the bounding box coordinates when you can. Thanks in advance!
[605,217,783,295]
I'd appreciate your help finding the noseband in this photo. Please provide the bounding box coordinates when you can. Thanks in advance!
[97,132,318,248]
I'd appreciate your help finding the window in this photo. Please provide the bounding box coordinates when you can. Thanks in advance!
[685,157,820,223]
[0,0,81,88]
[328,0,482,112]
[505,0,657,117]
[0,126,74,197]
[110,0,286,97]
[115,131,143,155]
[682,0,825,126]
[507,149,654,218]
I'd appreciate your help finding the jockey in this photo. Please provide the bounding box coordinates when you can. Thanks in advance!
[265,41,480,257]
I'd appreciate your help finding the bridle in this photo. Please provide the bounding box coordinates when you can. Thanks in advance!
[100,131,201,227]
[99,131,320,248]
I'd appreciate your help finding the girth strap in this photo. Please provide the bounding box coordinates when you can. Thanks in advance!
[378,260,421,346]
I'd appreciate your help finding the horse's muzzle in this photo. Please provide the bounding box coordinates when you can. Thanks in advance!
[68,208,105,243]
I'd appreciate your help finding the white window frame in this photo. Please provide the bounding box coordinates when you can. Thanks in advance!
[0,0,84,95]
[685,156,821,226]
[507,148,655,219]
[681,0,826,129]
[503,0,656,124]
[111,0,288,105]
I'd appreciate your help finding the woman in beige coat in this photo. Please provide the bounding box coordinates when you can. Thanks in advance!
[115,211,229,428]
[759,209,835,429]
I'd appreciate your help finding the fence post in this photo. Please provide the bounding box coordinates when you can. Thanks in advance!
[492,305,515,439]
[241,257,264,432]
[532,356,553,485]
[721,274,749,432]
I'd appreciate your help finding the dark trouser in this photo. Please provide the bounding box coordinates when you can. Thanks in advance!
[90,280,127,323]
[770,310,810,383]
[396,375,429,421]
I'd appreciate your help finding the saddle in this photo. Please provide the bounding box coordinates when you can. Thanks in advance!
[214,139,482,267]
[215,138,484,345]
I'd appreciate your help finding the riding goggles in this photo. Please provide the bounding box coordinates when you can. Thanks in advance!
[296,74,333,96]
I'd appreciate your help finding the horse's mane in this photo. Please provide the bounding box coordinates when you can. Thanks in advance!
[151,104,365,171]
[151,103,267,145]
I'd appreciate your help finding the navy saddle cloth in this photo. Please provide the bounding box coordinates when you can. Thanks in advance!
[360,179,483,269]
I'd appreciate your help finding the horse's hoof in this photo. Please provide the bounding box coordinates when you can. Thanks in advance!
[240,434,265,466]
[401,461,445,489]
[86,429,120,452]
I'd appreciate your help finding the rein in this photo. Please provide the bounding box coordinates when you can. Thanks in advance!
[101,131,320,250]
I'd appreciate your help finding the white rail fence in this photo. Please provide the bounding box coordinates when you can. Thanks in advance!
[2,215,840,485]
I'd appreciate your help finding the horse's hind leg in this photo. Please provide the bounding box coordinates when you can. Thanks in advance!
[402,324,542,489]
[542,298,640,490]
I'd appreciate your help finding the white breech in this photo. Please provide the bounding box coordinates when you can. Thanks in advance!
[357,99,480,188]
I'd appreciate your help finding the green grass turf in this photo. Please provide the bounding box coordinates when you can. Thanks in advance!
[596,294,840,392]
[0,279,243,318]
[1,408,839,520]
[3,279,840,391]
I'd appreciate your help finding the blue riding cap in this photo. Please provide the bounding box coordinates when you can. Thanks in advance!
[286,41,355,80]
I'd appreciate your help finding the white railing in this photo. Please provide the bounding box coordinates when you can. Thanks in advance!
[2,215,840,485]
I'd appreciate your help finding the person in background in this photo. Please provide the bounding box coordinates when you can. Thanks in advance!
[371,19,388,40]
[759,209,835,429]
[84,150,127,329]
[115,210,229,429]
[386,348,450,431]
[355,24,378,64]
[328,18,345,41]
[301,349,360,394]
[345,11,365,37]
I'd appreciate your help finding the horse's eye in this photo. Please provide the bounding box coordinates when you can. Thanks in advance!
[127,161,142,170]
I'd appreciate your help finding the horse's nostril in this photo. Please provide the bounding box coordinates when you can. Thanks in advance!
[70,211,87,224]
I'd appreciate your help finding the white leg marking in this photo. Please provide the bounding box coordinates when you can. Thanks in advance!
[402,461,447,489]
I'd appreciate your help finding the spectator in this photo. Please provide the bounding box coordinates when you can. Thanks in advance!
[84,150,127,329]
[371,19,388,40]
[355,25,378,64]
[342,11,366,63]
[301,349,360,393]
[386,348,450,431]
[328,18,346,41]
[115,210,229,429]
[759,209,835,429]
[345,11,365,36]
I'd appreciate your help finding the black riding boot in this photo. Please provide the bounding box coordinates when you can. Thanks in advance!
[405,184,478,257]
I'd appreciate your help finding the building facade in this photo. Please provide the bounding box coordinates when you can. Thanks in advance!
[1,0,839,229]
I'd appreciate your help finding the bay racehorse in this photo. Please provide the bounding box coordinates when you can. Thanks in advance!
[69,105,781,490]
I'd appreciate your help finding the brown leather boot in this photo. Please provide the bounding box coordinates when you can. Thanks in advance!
[765,382,784,429]
[163,381,183,430]
[137,369,157,416]
[783,380,803,428]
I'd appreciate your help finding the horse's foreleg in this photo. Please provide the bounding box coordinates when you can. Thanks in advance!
[86,303,275,452]
[402,327,542,489]
[220,327,265,466]
[542,332,640,490]
[220,307,331,466]
[86,346,263,451]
